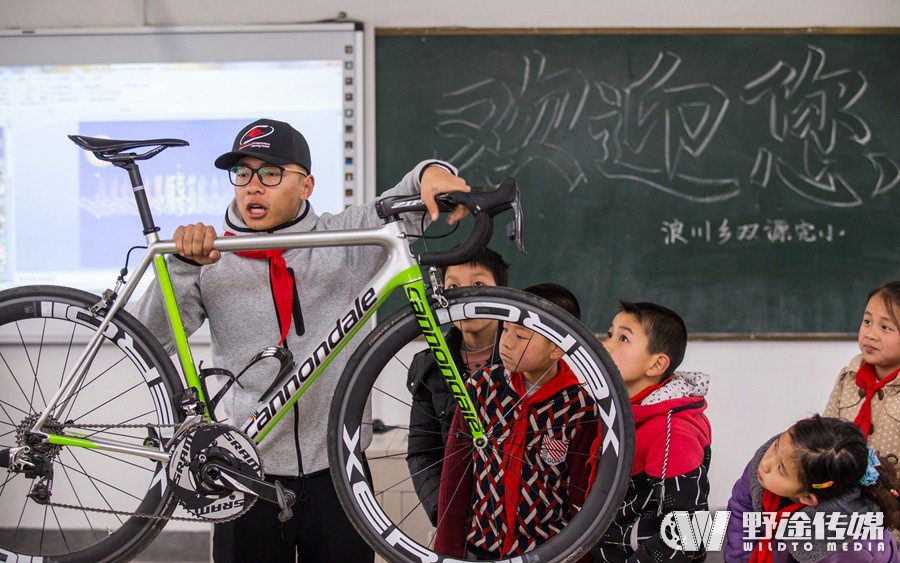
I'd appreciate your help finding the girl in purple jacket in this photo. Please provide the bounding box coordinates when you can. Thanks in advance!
[725,415,900,562]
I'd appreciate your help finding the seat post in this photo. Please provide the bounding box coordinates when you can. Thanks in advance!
[115,160,160,235]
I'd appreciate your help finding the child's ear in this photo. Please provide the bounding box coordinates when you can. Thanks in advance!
[646,353,671,378]
[550,345,565,361]
[797,491,819,507]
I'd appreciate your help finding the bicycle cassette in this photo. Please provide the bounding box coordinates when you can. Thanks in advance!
[167,423,263,521]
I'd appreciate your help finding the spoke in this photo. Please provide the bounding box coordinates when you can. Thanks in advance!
[405,395,449,426]
[12,489,29,551]
[62,355,129,424]
[0,398,31,424]
[371,385,415,412]
[32,320,48,409]
[58,454,143,506]
[67,376,143,423]
[59,320,78,389]
[40,497,49,555]
[58,454,103,538]
[61,454,127,525]
[400,446,462,494]
[389,352,412,374]
[49,503,73,554]
[394,485,429,531]
[58,321,84,422]
[82,448,156,474]
[432,444,477,547]
[16,320,49,412]
[0,469,17,497]
[0,348,41,415]
[371,459,421,497]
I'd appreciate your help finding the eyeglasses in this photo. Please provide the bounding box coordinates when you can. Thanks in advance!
[228,165,308,188]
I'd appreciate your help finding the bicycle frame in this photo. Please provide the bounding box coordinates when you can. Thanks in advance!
[28,216,488,466]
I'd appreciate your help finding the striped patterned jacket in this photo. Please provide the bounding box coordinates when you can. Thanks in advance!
[434,359,599,558]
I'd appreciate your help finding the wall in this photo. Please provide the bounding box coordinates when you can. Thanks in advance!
[2,0,899,28]
[1,0,896,519]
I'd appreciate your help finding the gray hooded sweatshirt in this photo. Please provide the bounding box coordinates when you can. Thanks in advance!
[132,160,449,476]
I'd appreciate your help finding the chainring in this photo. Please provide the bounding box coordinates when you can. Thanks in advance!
[167,422,263,521]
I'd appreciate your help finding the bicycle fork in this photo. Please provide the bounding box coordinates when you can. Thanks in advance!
[406,272,488,449]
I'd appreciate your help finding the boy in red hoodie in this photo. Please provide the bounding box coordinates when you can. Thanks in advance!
[593,301,712,562]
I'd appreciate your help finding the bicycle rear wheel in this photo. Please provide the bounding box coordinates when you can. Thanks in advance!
[0,285,184,562]
[328,286,634,563]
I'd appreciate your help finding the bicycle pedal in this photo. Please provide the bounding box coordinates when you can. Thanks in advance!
[275,481,295,523]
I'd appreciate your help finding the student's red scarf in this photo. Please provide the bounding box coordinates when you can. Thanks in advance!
[225,232,293,345]
[749,489,804,563]
[499,363,579,556]
[854,362,900,436]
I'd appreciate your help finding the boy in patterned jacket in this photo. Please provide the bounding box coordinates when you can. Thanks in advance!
[434,283,598,559]
[592,301,712,562]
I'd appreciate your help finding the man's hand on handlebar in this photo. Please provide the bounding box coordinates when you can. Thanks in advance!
[173,165,472,265]
[420,165,471,224]
[174,223,221,265]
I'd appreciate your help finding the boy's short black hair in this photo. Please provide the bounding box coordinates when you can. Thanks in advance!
[442,247,510,287]
[524,282,581,320]
[618,300,687,377]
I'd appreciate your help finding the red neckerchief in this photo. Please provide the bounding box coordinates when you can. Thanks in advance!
[854,362,900,436]
[500,360,579,556]
[224,232,292,345]
[749,489,804,563]
[630,377,672,406]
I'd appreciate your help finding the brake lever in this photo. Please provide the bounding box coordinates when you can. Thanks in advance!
[437,181,525,254]
[506,186,526,254]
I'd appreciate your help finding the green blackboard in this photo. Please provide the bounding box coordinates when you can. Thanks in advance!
[375,30,900,335]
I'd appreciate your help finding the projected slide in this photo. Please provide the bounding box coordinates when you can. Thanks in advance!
[74,119,238,268]
[0,129,6,280]
[0,39,360,293]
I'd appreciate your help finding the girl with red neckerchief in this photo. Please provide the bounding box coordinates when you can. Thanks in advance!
[825,280,900,461]
[725,416,900,562]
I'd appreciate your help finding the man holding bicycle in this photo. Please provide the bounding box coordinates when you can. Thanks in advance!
[133,118,469,563]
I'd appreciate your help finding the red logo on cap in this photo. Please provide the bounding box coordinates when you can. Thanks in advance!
[239,125,275,149]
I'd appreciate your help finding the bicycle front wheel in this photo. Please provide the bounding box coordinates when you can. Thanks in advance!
[329,286,634,563]
[0,285,184,563]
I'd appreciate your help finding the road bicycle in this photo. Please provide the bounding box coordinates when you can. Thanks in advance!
[0,134,634,563]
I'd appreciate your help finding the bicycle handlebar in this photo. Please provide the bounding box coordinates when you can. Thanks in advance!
[375,176,525,267]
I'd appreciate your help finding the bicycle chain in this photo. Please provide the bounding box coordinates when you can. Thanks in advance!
[39,421,246,523]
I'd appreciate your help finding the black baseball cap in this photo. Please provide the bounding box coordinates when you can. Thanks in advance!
[214,118,312,173]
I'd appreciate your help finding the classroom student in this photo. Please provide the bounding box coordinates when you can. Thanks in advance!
[433,283,598,559]
[825,280,900,457]
[724,415,900,562]
[405,247,510,526]
[592,300,712,563]
[132,118,470,563]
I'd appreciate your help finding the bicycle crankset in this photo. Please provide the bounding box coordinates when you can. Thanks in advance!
[167,423,263,521]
